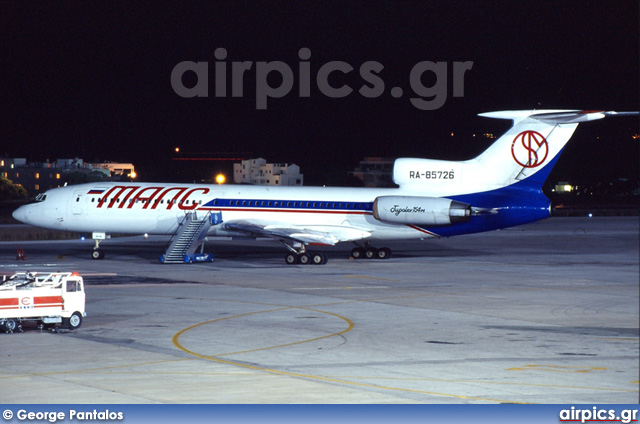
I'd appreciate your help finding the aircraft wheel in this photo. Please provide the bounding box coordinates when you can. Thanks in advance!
[311,252,325,265]
[91,249,105,260]
[376,247,392,260]
[298,253,311,265]
[351,247,364,259]
[364,247,378,259]
[285,253,298,265]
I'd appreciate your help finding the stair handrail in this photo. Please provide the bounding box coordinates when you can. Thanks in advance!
[162,212,193,253]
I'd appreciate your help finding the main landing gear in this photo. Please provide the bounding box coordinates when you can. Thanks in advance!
[350,244,392,260]
[282,242,328,265]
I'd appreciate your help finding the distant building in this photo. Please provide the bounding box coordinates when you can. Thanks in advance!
[233,158,303,186]
[0,157,136,194]
[554,181,575,193]
[350,157,396,187]
[88,161,136,178]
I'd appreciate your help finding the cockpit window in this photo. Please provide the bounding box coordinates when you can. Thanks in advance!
[35,194,47,202]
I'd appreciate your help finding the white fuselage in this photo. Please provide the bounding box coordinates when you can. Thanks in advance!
[14,182,440,241]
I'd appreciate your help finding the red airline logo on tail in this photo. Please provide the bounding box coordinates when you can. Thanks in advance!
[511,130,549,168]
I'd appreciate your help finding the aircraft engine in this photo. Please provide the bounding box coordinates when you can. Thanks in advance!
[372,196,471,226]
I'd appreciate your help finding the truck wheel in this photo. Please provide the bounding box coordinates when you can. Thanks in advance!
[3,319,17,333]
[64,312,83,330]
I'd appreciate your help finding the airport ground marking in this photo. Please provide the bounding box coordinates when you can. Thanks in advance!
[171,306,353,358]
[291,286,390,290]
[172,309,524,403]
[345,275,400,282]
[324,375,639,393]
[507,364,608,373]
[0,358,196,380]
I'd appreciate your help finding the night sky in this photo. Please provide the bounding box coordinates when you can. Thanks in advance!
[3,1,638,185]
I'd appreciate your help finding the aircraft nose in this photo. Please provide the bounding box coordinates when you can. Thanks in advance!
[12,205,29,224]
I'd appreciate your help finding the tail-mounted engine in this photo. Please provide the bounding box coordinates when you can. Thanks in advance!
[373,196,471,226]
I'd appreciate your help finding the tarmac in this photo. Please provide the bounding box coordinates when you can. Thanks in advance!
[0,217,638,404]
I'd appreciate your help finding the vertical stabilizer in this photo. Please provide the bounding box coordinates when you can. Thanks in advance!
[393,110,637,195]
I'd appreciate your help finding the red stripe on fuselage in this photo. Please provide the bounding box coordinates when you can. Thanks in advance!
[198,207,371,215]
[407,224,440,238]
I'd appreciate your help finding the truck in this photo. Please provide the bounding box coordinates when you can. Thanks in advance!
[0,271,86,333]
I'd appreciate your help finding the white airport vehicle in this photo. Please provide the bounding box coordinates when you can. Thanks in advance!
[0,272,86,333]
[11,110,638,265]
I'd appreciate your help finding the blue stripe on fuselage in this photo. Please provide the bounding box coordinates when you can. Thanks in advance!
[202,198,374,213]
[417,155,561,237]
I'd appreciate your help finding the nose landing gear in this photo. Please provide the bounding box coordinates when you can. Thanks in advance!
[90,232,109,260]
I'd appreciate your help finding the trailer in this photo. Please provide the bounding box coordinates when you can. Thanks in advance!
[0,271,86,333]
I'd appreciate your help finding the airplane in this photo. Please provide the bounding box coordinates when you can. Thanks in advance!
[11,109,637,265]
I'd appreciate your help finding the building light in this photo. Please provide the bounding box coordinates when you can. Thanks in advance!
[35,173,40,179]
[56,173,61,179]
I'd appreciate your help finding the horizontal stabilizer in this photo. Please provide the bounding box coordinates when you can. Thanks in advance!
[479,110,639,124]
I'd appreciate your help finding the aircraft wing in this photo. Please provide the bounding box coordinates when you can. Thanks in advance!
[224,221,371,245]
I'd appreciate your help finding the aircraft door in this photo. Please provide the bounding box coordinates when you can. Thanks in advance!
[72,190,85,215]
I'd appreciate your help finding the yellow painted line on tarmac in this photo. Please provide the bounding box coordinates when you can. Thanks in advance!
[0,358,194,379]
[172,306,353,357]
[172,308,525,404]
[345,275,400,282]
[507,364,608,373]
[326,375,639,393]
[292,286,389,290]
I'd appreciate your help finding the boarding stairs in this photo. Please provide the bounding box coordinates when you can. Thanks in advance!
[161,211,218,264]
